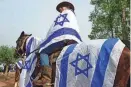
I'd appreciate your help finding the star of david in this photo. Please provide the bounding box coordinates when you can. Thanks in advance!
[24,60,31,70]
[70,53,92,78]
[54,13,69,26]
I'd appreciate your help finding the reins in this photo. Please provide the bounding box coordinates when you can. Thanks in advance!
[23,47,40,57]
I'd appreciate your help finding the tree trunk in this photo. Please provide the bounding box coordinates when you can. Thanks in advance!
[4,64,9,76]
[122,8,127,40]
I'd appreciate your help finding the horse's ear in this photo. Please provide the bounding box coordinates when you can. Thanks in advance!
[20,31,25,36]
[29,34,32,36]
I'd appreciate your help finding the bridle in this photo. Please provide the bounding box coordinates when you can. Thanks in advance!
[16,36,40,58]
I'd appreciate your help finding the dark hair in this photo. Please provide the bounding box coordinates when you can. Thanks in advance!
[61,7,75,14]
[56,1,75,12]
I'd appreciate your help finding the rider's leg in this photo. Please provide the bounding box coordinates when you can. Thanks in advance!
[40,53,50,66]
[33,53,52,87]
[40,53,52,87]
[40,53,52,79]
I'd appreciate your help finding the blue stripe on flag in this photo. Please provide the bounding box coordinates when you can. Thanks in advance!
[29,55,37,70]
[23,55,37,70]
[59,44,77,87]
[26,80,32,87]
[91,38,118,87]
[40,28,82,48]
[41,40,67,54]
[25,55,37,86]
[26,37,34,57]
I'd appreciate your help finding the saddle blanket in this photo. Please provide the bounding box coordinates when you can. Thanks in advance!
[55,38,125,87]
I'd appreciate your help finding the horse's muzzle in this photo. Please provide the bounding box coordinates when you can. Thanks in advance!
[15,48,23,57]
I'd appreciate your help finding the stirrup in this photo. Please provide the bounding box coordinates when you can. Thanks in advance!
[45,83,54,86]
[43,75,51,81]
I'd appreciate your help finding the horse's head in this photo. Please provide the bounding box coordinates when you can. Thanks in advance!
[15,31,32,57]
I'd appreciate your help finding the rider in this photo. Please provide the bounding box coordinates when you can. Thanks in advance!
[56,1,75,13]
[50,1,81,85]
[55,1,77,46]
[50,1,78,52]
[33,1,81,86]
[33,53,52,87]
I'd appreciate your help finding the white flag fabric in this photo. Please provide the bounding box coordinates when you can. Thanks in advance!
[39,9,82,53]
[16,60,23,69]
[55,38,125,87]
[19,36,42,87]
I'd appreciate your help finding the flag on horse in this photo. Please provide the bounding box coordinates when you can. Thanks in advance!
[55,38,126,87]
[39,9,82,54]
[19,36,42,87]
[16,60,23,69]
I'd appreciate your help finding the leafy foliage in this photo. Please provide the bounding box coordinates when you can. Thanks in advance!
[0,46,16,65]
[88,0,130,40]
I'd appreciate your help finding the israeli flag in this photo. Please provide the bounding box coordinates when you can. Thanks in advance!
[19,36,42,87]
[16,60,23,69]
[39,9,82,54]
[55,38,125,87]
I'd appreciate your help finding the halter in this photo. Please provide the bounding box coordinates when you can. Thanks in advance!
[17,36,40,58]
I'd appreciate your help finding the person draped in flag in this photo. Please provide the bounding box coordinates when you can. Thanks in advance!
[33,1,82,87]
[49,1,82,84]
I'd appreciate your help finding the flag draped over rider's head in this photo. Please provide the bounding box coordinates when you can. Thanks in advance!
[39,9,82,54]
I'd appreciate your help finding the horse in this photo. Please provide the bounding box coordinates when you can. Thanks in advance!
[15,31,42,87]
[109,40,130,87]
[121,40,130,87]
[15,31,130,87]
[14,31,31,87]
[14,33,29,87]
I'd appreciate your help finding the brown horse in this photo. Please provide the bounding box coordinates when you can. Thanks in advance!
[15,31,52,87]
[15,31,130,87]
[15,31,41,87]
[112,46,130,87]
[14,31,31,87]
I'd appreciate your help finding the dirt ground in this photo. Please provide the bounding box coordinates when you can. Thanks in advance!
[0,72,15,87]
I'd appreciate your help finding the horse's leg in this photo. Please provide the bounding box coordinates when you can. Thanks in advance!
[51,62,56,87]
[14,82,18,87]
[14,65,20,87]
[113,47,130,87]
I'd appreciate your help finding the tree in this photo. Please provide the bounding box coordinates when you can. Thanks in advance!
[0,46,16,75]
[88,0,130,40]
